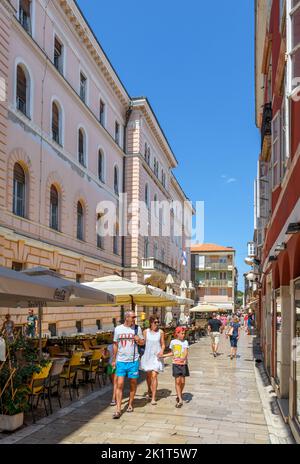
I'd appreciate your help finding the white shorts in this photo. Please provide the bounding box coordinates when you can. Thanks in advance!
[210,332,220,345]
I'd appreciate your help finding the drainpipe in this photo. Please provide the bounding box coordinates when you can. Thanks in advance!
[120,104,133,323]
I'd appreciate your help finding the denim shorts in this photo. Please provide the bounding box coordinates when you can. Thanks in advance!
[230,336,238,348]
[116,360,139,379]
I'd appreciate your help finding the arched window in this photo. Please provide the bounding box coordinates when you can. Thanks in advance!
[77,201,84,240]
[52,101,61,145]
[145,184,149,209]
[50,185,59,230]
[98,150,104,182]
[78,128,86,167]
[13,163,26,217]
[114,166,119,196]
[16,64,30,117]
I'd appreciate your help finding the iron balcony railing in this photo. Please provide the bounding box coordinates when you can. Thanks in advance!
[142,257,177,278]
[198,280,233,288]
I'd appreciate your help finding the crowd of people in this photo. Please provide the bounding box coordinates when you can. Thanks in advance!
[108,309,255,419]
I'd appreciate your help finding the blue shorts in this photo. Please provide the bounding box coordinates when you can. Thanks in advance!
[230,336,238,348]
[116,360,140,379]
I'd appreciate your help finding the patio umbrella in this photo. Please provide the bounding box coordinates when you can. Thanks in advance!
[189,303,221,313]
[21,267,115,356]
[83,275,179,312]
[0,266,69,308]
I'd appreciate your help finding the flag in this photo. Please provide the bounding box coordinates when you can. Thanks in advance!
[181,250,187,267]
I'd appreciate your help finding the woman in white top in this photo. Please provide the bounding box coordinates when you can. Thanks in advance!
[140,316,165,405]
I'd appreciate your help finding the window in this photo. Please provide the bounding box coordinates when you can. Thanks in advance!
[154,242,158,259]
[13,163,26,217]
[98,150,104,182]
[12,262,23,271]
[144,238,149,259]
[16,65,29,117]
[76,320,82,333]
[78,128,86,167]
[272,112,281,188]
[100,100,105,126]
[19,0,32,34]
[113,224,119,255]
[144,143,148,160]
[52,101,61,145]
[76,274,82,283]
[291,2,300,88]
[50,185,59,230]
[162,171,166,188]
[48,323,57,337]
[154,157,159,177]
[80,72,87,103]
[114,166,119,196]
[96,319,102,330]
[145,184,149,209]
[220,288,227,296]
[77,202,84,240]
[54,35,63,74]
[115,121,120,145]
[96,212,104,249]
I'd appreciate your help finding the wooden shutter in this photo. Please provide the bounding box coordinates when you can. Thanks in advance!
[50,185,58,206]
[17,66,26,103]
[20,0,31,15]
[54,37,62,56]
[14,163,25,183]
[52,103,59,134]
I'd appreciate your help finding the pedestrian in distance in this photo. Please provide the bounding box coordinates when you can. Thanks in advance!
[207,312,224,357]
[111,311,145,419]
[26,309,38,338]
[140,316,165,405]
[226,315,241,360]
[1,313,15,343]
[162,326,189,408]
[106,337,117,406]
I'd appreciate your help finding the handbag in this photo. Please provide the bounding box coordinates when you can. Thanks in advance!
[226,325,234,337]
[134,325,145,357]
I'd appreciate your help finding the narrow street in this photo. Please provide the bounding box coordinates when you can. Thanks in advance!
[1,331,292,445]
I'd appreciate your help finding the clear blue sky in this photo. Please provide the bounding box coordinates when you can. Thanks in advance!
[77,0,259,290]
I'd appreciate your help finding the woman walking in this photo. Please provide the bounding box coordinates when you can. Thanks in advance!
[227,315,241,360]
[140,317,165,405]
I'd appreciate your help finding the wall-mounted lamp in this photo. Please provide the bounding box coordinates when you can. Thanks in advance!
[268,255,278,263]
[275,243,287,252]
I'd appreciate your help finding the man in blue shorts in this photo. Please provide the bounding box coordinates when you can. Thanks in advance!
[111,311,144,419]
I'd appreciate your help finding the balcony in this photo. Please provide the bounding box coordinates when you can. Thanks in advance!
[261,103,272,161]
[198,280,233,288]
[142,257,177,278]
[202,262,233,271]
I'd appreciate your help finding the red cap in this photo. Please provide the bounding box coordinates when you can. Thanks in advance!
[174,327,186,336]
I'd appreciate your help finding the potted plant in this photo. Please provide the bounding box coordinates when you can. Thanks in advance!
[0,336,45,432]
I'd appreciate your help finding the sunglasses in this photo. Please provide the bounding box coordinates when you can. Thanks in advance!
[154,321,159,324]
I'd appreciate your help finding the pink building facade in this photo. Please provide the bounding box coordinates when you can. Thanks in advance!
[0,0,192,335]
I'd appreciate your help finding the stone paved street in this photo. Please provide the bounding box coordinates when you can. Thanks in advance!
[1,331,293,444]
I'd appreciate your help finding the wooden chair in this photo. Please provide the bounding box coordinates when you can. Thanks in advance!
[28,362,53,423]
[48,345,62,357]
[59,351,83,401]
[82,340,91,351]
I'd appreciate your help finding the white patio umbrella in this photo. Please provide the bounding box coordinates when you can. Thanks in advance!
[83,275,179,314]
[189,303,221,313]
[21,267,115,356]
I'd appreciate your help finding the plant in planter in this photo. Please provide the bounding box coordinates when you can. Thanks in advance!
[0,335,47,432]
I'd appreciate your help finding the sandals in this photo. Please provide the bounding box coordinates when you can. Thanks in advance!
[175,401,183,408]
[151,400,157,405]
[110,400,116,406]
[113,411,121,419]
[127,405,134,413]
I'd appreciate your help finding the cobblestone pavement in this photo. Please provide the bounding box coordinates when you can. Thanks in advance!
[0,331,294,444]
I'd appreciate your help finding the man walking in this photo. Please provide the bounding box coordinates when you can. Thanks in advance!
[111,311,145,419]
[207,313,224,357]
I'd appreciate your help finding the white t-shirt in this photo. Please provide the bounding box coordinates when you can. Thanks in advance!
[169,339,189,365]
[113,324,144,363]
